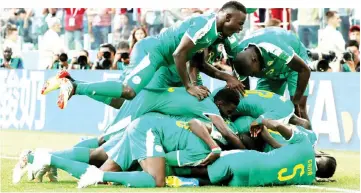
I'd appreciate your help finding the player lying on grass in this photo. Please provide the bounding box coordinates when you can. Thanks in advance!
[41,1,247,110]
[16,113,225,187]
[226,27,312,121]
[13,87,244,183]
[165,119,336,187]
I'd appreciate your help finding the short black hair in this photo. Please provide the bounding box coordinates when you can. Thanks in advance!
[81,49,89,56]
[214,88,240,106]
[316,154,337,178]
[345,40,359,50]
[220,1,247,14]
[100,43,116,54]
[116,40,130,50]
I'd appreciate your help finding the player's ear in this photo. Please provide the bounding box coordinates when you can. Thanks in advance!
[225,13,232,22]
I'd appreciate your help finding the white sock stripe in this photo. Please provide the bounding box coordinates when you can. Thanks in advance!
[146,129,155,157]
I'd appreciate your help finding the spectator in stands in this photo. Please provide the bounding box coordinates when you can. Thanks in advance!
[92,43,116,70]
[129,27,147,52]
[297,8,321,49]
[265,18,282,27]
[39,17,65,69]
[349,25,360,44]
[112,40,130,70]
[87,8,113,50]
[113,14,134,45]
[64,8,86,51]
[70,50,92,70]
[141,9,164,36]
[269,8,290,30]
[318,11,345,71]
[3,25,21,57]
[49,52,71,70]
[0,47,23,69]
[342,40,360,72]
[337,8,352,42]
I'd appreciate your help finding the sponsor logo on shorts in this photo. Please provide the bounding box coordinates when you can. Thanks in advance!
[132,76,141,85]
[155,145,163,152]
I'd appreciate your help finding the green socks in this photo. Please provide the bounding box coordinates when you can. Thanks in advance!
[74,80,113,105]
[74,138,99,149]
[51,147,90,163]
[50,155,90,179]
[75,81,124,98]
[27,153,90,179]
[103,171,156,187]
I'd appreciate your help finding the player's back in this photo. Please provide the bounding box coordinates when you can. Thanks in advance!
[237,90,294,117]
[134,113,210,153]
[156,13,218,65]
[239,27,299,51]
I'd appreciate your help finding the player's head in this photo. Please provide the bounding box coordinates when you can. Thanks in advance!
[233,45,262,77]
[217,1,247,38]
[213,88,240,118]
[315,151,337,179]
[3,47,12,61]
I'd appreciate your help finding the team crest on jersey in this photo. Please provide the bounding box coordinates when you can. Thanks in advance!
[155,145,164,152]
[267,61,274,66]
[132,76,141,84]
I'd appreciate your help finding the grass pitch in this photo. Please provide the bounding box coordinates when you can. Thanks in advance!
[0,129,359,192]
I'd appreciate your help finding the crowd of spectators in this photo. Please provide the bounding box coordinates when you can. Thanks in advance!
[0,8,360,72]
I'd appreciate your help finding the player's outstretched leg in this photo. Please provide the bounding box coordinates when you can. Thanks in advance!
[28,150,93,180]
[78,157,165,188]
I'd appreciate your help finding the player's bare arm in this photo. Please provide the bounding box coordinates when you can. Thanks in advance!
[208,115,245,149]
[286,55,311,105]
[188,119,221,166]
[173,35,209,100]
[262,119,293,140]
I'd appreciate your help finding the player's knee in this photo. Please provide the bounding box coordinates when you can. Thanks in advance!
[122,86,136,100]
[316,154,337,178]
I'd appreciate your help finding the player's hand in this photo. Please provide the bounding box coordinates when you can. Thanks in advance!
[199,152,220,166]
[186,85,209,101]
[250,121,262,137]
[226,77,245,96]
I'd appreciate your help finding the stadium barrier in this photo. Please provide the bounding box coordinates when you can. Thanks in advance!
[0,69,359,151]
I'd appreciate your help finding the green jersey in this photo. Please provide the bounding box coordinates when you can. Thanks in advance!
[213,88,294,125]
[157,13,220,65]
[128,113,211,167]
[0,57,23,69]
[208,126,316,186]
[104,87,220,135]
[263,125,318,152]
[225,27,311,80]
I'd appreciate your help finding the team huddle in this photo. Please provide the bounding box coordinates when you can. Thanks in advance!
[13,1,337,188]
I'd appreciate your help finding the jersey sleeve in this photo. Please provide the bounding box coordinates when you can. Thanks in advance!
[185,16,216,45]
[286,125,307,144]
[223,34,241,59]
[258,42,295,64]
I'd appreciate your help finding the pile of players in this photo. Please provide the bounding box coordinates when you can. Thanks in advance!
[13,1,337,188]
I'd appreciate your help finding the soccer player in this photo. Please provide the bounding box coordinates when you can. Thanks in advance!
[23,113,222,188]
[167,119,336,187]
[43,2,247,109]
[13,87,243,183]
[227,27,312,121]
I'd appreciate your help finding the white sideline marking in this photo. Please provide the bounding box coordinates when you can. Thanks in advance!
[296,185,360,192]
[0,155,359,193]
[1,155,17,160]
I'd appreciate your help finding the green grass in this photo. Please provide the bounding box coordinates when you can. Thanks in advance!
[0,129,360,192]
